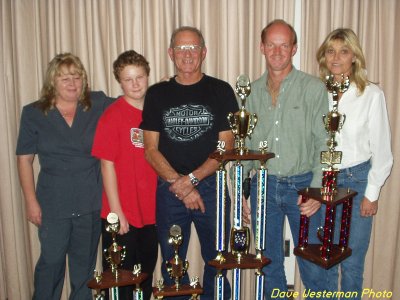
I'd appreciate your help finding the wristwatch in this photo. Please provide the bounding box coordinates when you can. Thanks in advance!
[188,172,200,186]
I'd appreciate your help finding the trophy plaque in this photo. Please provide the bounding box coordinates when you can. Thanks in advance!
[87,213,148,300]
[294,75,357,269]
[153,225,203,299]
[208,75,274,300]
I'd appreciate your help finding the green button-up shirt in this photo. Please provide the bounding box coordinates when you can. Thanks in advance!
[243,67,328,187]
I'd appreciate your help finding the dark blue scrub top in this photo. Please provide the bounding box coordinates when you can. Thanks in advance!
[16,91,113,219]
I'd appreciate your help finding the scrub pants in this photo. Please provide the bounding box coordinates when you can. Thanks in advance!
[33,210,101,300]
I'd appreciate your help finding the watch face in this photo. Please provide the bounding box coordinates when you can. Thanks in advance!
[189,173,199,186]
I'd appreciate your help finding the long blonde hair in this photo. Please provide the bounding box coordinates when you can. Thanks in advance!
[316,28,368,94]
[36,53,90,114]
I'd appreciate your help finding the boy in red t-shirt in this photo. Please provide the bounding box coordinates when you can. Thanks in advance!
[92,50,157,300]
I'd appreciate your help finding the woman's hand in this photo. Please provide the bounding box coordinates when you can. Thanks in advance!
[26,199,42,226]
[360,197,378,217]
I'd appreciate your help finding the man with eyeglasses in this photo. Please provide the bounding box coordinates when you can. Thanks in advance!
[140,26,238,299]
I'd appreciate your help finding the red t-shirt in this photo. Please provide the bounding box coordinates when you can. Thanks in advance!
[92,97,157,227]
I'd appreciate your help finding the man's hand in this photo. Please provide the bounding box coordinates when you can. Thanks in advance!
[360,197,378,217]
[169,175,195,200]
[181,189,205,213]
[297,195,321,217]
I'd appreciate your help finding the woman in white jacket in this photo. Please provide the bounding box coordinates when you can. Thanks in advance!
[315,28,393,300]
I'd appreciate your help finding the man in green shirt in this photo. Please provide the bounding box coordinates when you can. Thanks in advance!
[243,19,328,299]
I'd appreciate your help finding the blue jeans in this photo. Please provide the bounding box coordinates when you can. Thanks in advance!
[156,175,231,300]
[318,160,372,300]
[250,172,322,300]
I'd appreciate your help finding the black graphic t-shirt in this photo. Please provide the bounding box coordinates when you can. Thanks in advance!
[140,75,238,174]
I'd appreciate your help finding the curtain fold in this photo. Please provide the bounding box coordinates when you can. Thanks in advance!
[1,0,398,299]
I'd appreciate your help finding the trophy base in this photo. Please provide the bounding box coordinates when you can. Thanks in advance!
[87,269,148,290]
[294,244,352,269]
[208,252,270,270]
[153,284,203,298]
[298,187,357,204]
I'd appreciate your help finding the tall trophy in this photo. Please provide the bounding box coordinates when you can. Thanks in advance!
[208,75,274,300]
[87,213,148,300]
[294,75,357,269]
[153,225,203,299]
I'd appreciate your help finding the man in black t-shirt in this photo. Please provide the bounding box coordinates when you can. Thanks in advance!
[140,26,238,299]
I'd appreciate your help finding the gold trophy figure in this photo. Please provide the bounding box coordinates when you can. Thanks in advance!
[103,212,126,279]
[165,225,189,290]
[228,74,258,155]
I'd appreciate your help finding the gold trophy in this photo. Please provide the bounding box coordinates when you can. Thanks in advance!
[104,212,126,279]
[228,74,258,155]
[294,75,358,269]
[153,225,203,299]
[87,213,148,299]
[166,225,189,290]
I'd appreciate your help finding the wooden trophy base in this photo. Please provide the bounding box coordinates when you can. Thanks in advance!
[208,253,271,270]
[210,149,275,163]
[295,187,357,269]
[298,187,357,204]
[294,244,352,269]
[153,284,203,298]
[87,269,148,290]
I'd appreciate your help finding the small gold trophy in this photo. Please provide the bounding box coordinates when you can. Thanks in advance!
[87,213,148,299]
[165,225,189,290]
[153,225,203,299]
[103,212,126,279]
[227,74,258,155]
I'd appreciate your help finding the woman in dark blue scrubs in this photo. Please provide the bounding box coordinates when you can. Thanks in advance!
[16,53,111,300]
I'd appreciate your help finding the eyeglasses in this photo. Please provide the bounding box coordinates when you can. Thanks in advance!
[173,45,202,54]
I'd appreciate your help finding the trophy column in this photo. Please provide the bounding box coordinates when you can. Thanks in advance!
[87,213,148,299]
[208,75,274,300]
[294,75,357,269]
